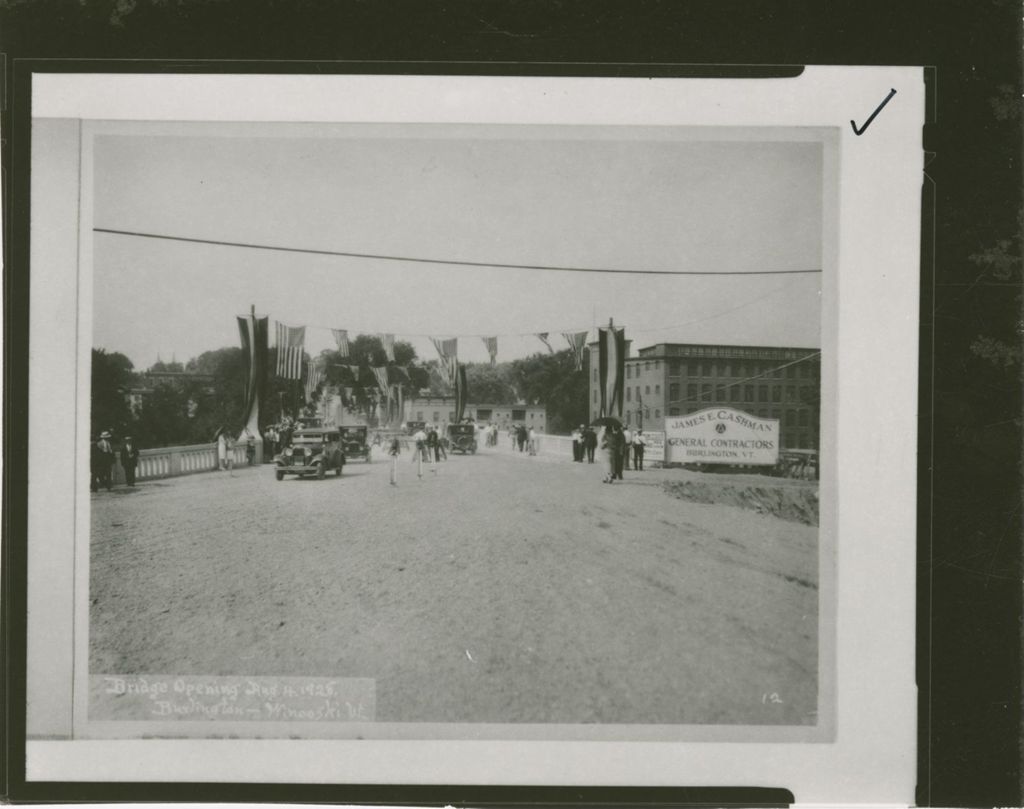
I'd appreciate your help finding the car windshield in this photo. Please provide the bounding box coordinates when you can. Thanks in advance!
[293,433,328,444]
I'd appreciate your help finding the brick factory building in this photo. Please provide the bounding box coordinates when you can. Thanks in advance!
[588,342,821,450]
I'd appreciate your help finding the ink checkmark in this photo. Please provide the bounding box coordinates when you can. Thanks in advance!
[851,88,897,136]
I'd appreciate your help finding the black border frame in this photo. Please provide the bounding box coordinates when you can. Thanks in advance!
[3,2,1022,804]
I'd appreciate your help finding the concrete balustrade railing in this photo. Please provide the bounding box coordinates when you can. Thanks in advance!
[111,441,256,484]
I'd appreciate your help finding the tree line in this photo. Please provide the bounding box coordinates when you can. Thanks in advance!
[92,336,590,448]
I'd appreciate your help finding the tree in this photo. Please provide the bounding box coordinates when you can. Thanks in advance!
[509,350,589,434]
[91,348,136,439]
[464,362,517,404]
[320,334,419,424]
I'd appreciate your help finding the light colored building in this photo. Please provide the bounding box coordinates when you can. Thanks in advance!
[403,396,546,431]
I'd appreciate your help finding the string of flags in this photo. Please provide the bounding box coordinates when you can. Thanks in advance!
[273,322,594,395]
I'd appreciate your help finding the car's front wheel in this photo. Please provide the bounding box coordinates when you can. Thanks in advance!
[275,470,284,481]
[317,464,325,480]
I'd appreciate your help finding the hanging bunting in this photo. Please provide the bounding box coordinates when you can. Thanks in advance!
[430,337,458,387]
[275,322,305,379]
[562,330,589,371]
[598,326,626,418]
[481,336,498,367]
[331,328,350,357]
[380,333,396,362]
[535,333,554,353]
[372,365,391,395]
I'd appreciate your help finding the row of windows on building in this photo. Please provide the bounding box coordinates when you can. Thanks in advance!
[594,383,815,406]
[594,359,816,382]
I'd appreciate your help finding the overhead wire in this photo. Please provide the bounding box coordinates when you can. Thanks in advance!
[95,227,822,277]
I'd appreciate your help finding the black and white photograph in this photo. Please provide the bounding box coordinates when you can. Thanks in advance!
[24,70,923,799]
[76,121,831,737]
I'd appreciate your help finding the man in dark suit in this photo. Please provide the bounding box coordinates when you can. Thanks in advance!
[120,435,140,487]
[95,431,116,491]
[583,426,597,463]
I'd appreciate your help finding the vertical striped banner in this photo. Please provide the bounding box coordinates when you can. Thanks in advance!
[381,333,396,362]
[275,323,306,379]
[236,314,268,437]
[598,326,625,418]
[454,363,468,423]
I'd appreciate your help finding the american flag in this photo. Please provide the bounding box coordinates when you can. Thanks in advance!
[430,337,458,387]
[276,322,305,379]
[481,336,498,367]
[304,361,324,402]
[562,330,589,371]
[535,332,554,353]
[331,328,350,357]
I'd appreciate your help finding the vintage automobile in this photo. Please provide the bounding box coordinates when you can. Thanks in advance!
[274,428,345,480]
[339,425,371,462]
[446,423,478,454]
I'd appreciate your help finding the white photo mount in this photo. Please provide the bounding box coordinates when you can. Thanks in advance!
[26,67,921,804]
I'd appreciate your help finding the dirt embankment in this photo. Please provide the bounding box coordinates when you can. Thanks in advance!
[662,476,819,526]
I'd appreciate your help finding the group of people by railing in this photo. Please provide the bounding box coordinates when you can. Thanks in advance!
[90,430,140,492]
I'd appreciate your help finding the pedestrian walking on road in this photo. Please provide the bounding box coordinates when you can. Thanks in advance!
[91,431,115,492]
[388,436,401,485]
[224,433,236,475]
[583,426,597,463]
[120,435,140,487]
[599,428,614,482]
[633,429,646,471]
[612,425,626,480]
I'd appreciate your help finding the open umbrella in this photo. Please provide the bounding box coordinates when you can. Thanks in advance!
[590,416,622,429]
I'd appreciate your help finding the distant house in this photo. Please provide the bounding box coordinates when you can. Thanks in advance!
[403,396,546,431]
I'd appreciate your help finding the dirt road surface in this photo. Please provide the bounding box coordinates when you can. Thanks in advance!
[90,444,819,726]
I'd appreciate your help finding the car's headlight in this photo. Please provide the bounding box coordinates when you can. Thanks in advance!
[284,448,293,457]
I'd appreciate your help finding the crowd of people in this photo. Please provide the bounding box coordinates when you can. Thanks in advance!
[570,423,647,483]
[91,416,651,492]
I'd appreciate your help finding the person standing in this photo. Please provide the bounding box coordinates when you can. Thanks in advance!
[95,431,116,491]
[411,426,428,463]
[599,427,615,482]
[120,435,140,487]
[633,429,646,471]
[583,426,597,463]
[571,425,583,462]
[223,432,235,474]
[528,426,537,455]
[388,435,401,485]
[611,425,627,481]
[622,426,633,470]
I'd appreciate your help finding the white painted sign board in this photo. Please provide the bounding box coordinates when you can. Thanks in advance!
[665,407,779,465]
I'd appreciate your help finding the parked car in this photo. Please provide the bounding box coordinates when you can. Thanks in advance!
[274,428,345,480]
[446,423,478,454]
[339,425,371,462]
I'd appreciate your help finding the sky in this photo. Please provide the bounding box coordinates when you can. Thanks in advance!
[92,127,823,370]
